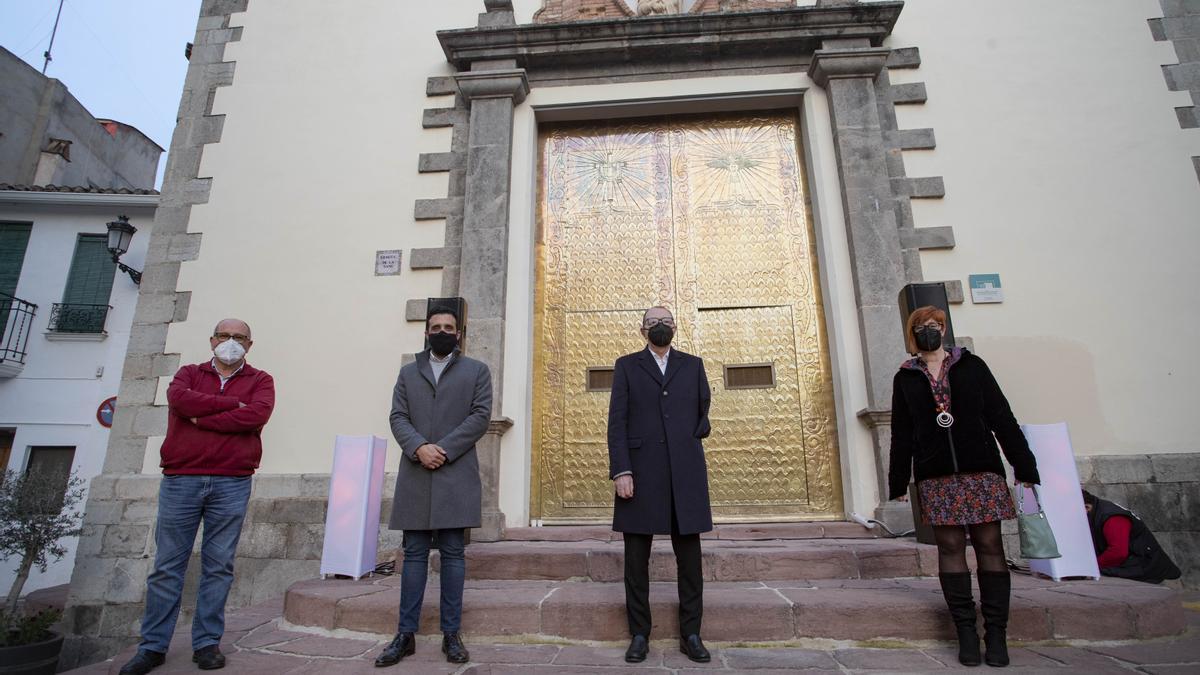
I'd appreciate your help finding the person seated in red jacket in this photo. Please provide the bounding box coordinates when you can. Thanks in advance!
[1082,489,1180,584]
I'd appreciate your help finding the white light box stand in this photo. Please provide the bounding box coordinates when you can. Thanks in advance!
[320,435,388,579]
[1018,423,1100,582]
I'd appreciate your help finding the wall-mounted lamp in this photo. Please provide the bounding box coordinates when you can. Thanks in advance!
[106,215,142,285]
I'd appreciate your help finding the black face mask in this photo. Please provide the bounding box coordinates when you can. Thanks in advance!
[428,331,458,357]
[647,324,674,347]
[914,326,943,352]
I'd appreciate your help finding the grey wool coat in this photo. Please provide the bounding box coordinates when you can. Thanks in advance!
[388,349,493,530]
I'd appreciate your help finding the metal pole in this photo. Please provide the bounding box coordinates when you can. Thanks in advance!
[42,0,66,75]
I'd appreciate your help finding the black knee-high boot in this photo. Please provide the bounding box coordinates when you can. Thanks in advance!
[939,572,981,666]
[978,570,1011,667]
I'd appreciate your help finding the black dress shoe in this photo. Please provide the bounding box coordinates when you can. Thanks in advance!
[192,645,225,670]
[625,634,649,663]
[680,634,711,663]
[118,650,166,675]
[375,633,416,667]
[442,632,470,664]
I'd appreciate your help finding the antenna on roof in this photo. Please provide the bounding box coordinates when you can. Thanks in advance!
[42,0,66,75]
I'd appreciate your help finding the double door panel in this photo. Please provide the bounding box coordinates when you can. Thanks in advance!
[533,112,841,522]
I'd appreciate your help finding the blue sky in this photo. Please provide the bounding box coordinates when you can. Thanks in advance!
[1,0,204,188]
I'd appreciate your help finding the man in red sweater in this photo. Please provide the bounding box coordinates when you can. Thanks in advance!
[120,319,275,675]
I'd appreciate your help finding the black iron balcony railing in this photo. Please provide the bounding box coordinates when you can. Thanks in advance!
[47,303,112,334]
[0,292,38,368]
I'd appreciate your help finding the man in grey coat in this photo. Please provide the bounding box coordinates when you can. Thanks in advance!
[375,306,492,667]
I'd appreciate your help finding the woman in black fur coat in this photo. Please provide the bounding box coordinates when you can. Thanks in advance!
[888,306,1040,667]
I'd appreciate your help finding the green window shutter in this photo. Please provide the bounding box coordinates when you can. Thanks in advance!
[59,234,116,332]
[0,223,32,333]
[0,223,32,298]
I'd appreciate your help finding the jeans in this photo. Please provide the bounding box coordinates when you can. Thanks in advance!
[397,528,466,634]
[138,475,252,653]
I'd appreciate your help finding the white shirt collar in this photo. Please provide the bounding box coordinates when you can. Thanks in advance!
[647,346,671,374]
[211,358,244,387]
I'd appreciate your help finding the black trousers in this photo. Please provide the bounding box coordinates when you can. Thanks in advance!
[623,528,703,638]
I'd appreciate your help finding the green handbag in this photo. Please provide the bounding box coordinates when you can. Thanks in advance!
[1016,485,1062,559]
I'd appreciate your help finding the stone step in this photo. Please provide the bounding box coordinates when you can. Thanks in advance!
[283,574,1187,643]
[405,537,941,582]
[502,522,880,542]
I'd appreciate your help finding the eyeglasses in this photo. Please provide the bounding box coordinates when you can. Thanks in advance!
[913,322,943,333]
[213,332,251,345]
[642,318,676,329]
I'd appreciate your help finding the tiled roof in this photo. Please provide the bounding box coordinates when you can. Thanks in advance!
[0,183,159,195]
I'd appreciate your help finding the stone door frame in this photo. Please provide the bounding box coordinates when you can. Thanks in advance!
[520,89,851,524]
[435,0,949,534]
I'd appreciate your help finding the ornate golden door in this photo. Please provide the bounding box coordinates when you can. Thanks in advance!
[532,111,842,522]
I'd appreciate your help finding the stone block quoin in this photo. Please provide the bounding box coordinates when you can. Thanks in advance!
[408,73,473,315]
[1149,0,1200,182]
[870,44,952,284]
[59,0,250,669]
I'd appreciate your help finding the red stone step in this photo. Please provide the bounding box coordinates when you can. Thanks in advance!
[282,574,1187,643]
[502,522,880,542]
[405,538,940,582]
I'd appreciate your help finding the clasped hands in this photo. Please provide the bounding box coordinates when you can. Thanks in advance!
[416,443,448,470]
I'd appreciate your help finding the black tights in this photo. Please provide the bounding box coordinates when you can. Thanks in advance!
[933,521,1007,574]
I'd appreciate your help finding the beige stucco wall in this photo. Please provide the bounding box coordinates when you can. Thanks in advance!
[147,0,1199,528]
[889,0,1200,457]
[157,1,475,469]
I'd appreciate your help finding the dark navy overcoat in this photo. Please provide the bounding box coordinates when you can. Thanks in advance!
[608,347,713,535]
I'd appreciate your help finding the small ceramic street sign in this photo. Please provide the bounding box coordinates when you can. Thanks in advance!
[375,250,402,276]
[969,274,1004,303]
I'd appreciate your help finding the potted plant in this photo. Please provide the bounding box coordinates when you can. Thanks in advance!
[0,469,86,675]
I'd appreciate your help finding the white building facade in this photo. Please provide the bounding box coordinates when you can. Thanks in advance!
[0,187,156,594]
[61,0,1200,664]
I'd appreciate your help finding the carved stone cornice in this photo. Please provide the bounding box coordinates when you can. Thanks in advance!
[807,46,890,87]
[438,3,902,77]
[857,407,892,428]
[454,69,530,105]
[488,416,515,435]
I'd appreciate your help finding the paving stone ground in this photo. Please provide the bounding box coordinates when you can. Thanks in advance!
[64,591,1200,674]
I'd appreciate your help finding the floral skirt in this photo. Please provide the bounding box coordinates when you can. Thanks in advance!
[917,471,1016,526]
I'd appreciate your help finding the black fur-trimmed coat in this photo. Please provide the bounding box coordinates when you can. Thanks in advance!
[888,349,1040,500]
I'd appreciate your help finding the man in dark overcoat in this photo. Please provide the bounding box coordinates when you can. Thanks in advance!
[608,305,713,664]
[375,306,492,667]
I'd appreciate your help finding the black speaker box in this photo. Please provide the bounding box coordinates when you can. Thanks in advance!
[898,282,956,349]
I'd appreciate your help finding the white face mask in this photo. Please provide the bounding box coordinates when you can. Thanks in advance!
[214,339,246,365]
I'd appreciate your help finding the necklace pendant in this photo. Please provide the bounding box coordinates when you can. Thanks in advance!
[936,411,954,428]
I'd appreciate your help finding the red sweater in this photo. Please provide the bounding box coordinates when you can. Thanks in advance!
[1097,515,1132,568]
[161,360,275,476]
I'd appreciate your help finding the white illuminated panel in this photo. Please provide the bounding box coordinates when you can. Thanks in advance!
[320,435,388,579]
[1018,423,1100,582]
